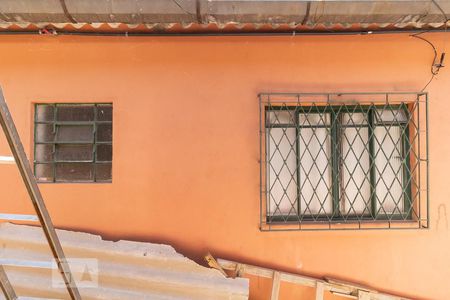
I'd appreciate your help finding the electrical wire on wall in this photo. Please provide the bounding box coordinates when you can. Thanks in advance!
[411,0,448,92]
[411,33,446,91]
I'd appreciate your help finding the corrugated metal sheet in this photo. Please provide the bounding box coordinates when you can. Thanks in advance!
[0,223,249,299]
[0,0,448,33]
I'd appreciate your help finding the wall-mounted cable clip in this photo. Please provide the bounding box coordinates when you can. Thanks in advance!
[434,52,446,68]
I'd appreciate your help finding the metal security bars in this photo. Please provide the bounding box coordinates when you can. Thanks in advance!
[260,93,428,231]
[34,103,112,183]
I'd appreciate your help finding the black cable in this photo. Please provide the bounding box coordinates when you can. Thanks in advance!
[410,0,448,91]
[59,0,77,23]
[421,74,435,92]
[411,34,440,75]
[410,33,443,91]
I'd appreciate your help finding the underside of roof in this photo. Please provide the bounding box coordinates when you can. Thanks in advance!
[0,0,449,34]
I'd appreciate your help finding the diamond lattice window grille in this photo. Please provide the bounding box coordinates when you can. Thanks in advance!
[259,93,428,231]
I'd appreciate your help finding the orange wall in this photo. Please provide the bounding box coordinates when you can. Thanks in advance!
[0,33,449,299]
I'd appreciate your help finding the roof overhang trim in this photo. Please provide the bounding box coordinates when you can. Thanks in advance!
[0,0,449,34]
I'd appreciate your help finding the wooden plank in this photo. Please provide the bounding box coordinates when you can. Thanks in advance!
[331,291,358,299]
[204,253,228,277]
[0,265,17,300]
[358,290,371,300]
[218,259,350,294]
[316,281,324,300]
[326,277,374,293]
[216,259,410,300]
[270,271,281,300]
[235,263,244,277]
[0,89,81,300]
[217,259,319,288]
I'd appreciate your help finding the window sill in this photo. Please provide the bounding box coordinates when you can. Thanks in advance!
[261,219,428,231]
[36,181,112,184]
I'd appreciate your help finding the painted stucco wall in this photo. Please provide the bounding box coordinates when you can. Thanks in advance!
[0,33,448,299]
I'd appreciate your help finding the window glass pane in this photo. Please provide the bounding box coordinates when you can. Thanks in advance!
[56,105,95,122]
[96,163,112,181]
[299,113,330,126]
[374,126,404,215]
[35,144,54,162]
[97,124,112,142]
[267,110,295,125]
[298,125,332,215]
[341,127,371,215]
[342,112,368,126]
[267,128,297,216]
[35,124,55,142]
[96,144,112,162]
[55,163,94,182]
[56,125,94,142]
[34,103,113,183]
[375,109,407,123]
[35,164,54,182]
[35,105,54,122]
[97,104,112,121]
[263,101,417,226]
[56,144,93,161]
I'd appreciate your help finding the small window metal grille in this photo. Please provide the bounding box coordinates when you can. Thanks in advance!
[34,103,112,183]
[260,93,428,230]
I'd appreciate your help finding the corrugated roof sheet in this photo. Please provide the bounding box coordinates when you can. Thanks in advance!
[0,223,249,299]
[0,0,448,34]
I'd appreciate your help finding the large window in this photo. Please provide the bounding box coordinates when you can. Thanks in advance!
[34,103,112,183]
[260,93,429,230]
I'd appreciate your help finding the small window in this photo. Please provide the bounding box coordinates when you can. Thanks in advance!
[34,104,112,183]
[260,93,429,230]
